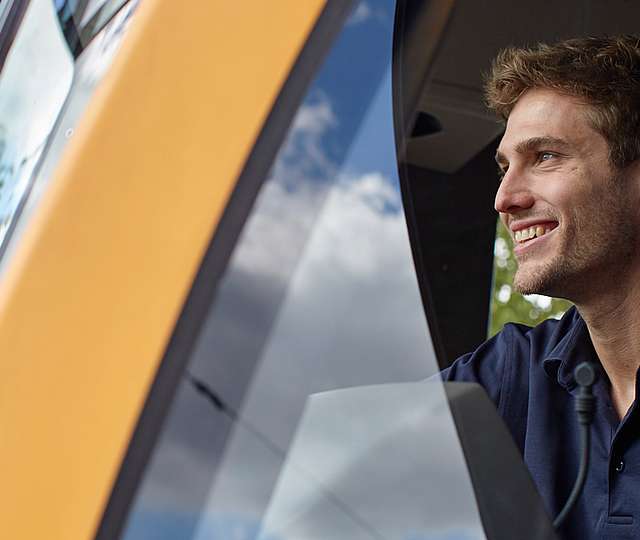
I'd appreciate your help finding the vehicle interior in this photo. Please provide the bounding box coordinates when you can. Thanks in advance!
[395,0,640,367]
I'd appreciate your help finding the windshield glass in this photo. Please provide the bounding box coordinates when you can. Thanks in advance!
[120,1,487,539]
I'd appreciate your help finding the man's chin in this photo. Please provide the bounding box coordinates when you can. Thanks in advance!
[512,264,558,297]
[512,279,546,297]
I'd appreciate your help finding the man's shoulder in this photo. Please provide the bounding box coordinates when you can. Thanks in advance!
[442,306,582,438]
[497,305,580,354]
[443,306,581,386]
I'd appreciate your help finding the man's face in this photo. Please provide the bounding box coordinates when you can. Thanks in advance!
[495,88,639,301]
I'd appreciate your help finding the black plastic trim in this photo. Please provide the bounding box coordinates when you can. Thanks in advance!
[391,0,449,364]
[93,2,356,539]
[444,383,559,540]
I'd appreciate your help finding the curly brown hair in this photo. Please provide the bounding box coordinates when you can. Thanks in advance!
[485,35,640,168]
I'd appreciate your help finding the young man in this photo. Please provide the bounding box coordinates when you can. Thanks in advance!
[443,36,640,539]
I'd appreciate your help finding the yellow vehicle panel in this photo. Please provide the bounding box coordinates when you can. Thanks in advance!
[0,1,324,538]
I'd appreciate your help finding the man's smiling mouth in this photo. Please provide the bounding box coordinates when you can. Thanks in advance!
[512,222,559,245]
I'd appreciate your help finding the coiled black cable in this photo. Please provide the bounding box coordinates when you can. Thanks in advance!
[553,362,598,530]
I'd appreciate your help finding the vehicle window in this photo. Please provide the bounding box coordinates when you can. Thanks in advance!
[0,0,137,274]
[489,219,572,337]
[0,0,74,254]
[120,1,486,539]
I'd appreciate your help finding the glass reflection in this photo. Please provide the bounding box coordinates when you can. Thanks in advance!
[0,0,74,253]
[0,1,138,275]
[0,0,13,31]
[55,0,130,55]
[122,1,486,539]
[257,383,484,540]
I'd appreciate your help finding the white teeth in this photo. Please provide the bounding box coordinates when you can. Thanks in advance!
[515,225,552,243]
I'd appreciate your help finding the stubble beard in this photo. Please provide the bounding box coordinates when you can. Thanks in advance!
[512,175,636,301]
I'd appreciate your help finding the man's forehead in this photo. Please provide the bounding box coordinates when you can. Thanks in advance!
[495,89,595,161]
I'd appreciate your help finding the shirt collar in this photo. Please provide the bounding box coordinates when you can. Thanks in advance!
[542,308,599,390]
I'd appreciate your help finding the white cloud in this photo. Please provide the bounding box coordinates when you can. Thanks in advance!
[346,2,373,26]
[290,97,337,137]
[346,2,391,27]
[233,94,339,283]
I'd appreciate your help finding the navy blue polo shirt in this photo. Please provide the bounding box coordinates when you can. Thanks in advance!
[442,306,640,540]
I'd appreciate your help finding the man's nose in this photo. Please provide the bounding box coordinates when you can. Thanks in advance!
[494,169,535,214]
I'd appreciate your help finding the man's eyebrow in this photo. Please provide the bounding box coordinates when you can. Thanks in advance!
[495,136,572,165]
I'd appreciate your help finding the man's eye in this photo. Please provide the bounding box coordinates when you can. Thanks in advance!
[497,166,508,180]
[539,151,555,162]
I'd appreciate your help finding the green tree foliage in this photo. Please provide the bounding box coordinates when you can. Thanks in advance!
[489,219,572,337]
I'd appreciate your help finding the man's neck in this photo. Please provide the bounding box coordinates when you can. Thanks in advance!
[578,281,640,420]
